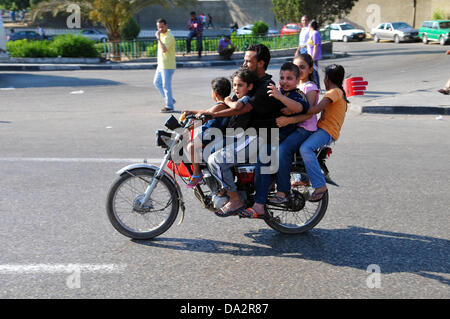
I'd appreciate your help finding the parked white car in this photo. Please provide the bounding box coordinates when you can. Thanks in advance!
[324,23,365,42]
[236,24,278,36]
[371,22,419,43]
[79,28,108,42]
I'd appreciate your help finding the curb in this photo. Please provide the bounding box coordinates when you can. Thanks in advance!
[349,104,450,116]
[0,52,348,72]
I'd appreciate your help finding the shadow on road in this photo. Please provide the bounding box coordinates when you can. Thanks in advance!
[134,226,449,285]
[0,73,122,89]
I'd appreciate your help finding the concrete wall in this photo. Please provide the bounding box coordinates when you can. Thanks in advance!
[340,0,450,31]
[136,0,280,30]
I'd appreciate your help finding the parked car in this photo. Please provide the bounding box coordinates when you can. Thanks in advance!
[236,24,278,36]
[79,28,108,42]
[280,23,302,36]
[323,23,365,42]
[419,20,450,45]
[7,30,42,41]
[371,22,419,43]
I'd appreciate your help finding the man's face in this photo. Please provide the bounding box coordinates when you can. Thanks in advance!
[301,17,309,27]
[156,22,168,34]
[243,51,261,73]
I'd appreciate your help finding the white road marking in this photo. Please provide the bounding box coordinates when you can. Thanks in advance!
[0,157,162,164]
[0,263,127,274]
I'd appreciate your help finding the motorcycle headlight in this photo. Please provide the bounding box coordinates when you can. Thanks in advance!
[164,115,181,131]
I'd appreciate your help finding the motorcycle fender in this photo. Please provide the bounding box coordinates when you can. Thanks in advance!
[116,163,186,224]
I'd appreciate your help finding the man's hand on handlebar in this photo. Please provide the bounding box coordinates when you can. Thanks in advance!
[195,110,213,120]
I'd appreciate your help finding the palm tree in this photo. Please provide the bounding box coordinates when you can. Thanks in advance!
[32,0,194,41]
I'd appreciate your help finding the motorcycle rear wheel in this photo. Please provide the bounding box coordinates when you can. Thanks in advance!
[106,168,179,240]
[264,169,328,234]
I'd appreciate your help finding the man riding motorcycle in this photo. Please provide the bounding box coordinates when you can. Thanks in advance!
[196,44,309,219]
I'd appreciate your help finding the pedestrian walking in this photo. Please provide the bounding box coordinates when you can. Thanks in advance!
[438,50,450,95]
[186,11,204,58]
[207,14,214,29]
[10,10,15,23]
[153,18,176,113]
[38,26,46,40]
[307,19,322,90]
[295,15,310,56]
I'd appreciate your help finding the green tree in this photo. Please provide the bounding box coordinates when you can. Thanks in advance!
[31,0,194,41]
[0,0,42,10]
[272,0,357,26]
[121,17,141,41]
[252,21,269,36]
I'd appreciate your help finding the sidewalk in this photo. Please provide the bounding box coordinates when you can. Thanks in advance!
[0,50,346,71]
[1,50,448,116]
[348,90,450,116]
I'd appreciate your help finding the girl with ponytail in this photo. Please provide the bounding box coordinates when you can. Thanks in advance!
[298,63,349,202]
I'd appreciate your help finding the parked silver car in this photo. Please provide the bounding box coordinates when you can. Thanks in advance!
[371,22,419,43]
[79,28,108,42]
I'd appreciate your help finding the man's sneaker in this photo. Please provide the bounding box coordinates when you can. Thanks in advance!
[161,107,175,113]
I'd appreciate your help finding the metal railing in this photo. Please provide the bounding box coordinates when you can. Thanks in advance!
[100,30,330,60]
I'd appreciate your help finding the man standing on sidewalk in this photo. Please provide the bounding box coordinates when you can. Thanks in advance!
[154,18,176,113]
[295,15,310,56]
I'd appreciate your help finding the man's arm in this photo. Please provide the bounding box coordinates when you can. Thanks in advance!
[197,103,253,118]
[276,113,313,128]
[155,31,167,53]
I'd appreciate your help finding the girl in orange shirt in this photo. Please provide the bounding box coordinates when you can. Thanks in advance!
[301,64,349,202]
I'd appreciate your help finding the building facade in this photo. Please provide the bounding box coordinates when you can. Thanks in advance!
[136,0,279,30]
[136,0,450,31]
[342,0,450,31]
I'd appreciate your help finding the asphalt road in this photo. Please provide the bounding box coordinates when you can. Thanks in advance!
[0,41,449,300]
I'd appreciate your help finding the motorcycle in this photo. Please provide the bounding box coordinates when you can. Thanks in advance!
[106,114,338,240]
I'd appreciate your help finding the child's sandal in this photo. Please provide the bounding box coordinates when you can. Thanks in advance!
[186,174,203,188]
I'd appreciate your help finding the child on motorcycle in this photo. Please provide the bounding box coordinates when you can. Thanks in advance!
[184,69,257,188]
[240,61,311,219]
[183,77,232,188]
[270,54,320,204]
[271,63,349,204]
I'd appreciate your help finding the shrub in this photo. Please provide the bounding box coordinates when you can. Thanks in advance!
[252,21,269,36]
[121,17,141,41]
[6,39,58,58]
[51,34,100,58]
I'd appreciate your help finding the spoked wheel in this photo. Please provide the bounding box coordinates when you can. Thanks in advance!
[264,169,328,234]
[106,168,179,240]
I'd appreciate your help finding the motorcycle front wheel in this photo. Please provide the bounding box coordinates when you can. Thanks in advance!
[106,168,179,240]
[264,168,328,234]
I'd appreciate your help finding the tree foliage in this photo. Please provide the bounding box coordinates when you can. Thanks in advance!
[272,0,357,26]
[252,21,269,36]
[31,0,195,40]
[0,0,43,10]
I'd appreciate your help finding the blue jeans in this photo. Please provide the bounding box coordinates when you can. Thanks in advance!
[276,127,313,194]
[253,125,297,205]
[300,128,333,188]
[254,143,274,205]
[153,68,175,109]
[187,31,202,56]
